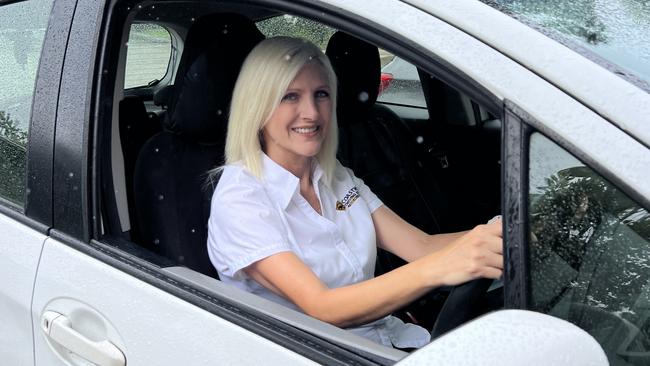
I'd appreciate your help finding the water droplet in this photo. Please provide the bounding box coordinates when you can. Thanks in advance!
[102,69,108,75]
[416,136,424,144]
[26,188,31,195]
[191,229,196,233]
[68,172,74,178]
[284,54,291,61]
[126,6,130,10]
[155,17,160,21]
[125,42,129,47]
[191,17,196,22]
[72,185,78,191]
[178,256,185,262]
[344,51,348,55]
[358,91,369,102]
[154,148,159,153]
[158,194,164,200]
[154,238,160,245]
[216,110,222,115]
[127,125,131,129]
[308,56,314,60]
[150,5,155,9]
[222,29,228,34]
[137,4,142,9]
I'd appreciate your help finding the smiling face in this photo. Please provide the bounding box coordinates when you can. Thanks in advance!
[261,62,332,170]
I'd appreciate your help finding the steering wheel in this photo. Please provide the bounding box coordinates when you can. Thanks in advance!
[430,278,494,339]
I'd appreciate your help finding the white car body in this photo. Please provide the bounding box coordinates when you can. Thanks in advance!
[1,0,648,365]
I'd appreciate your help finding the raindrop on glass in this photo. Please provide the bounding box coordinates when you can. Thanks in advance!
[358,91,369,102]
[191,17,196,22]
[125,42,129,47]
[68,172,74,178]
[284,54,292,61]
[151,5,155,9]
[178,256,185,262]
[216,110,222,115]
[191,228,196,233]
[154,148,159,153]
[157,194,164,201]
[154,238,160,245]
[222,29,228,34]
[416,136,424,144]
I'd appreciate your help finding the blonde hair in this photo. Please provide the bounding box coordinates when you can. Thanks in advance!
[223,36,338,183]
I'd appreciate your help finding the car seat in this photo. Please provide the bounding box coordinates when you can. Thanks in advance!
[326,32,451,237]
[118,96,161,242]
[133,13,264,277]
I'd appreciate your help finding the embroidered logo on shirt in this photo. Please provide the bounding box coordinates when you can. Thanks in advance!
[336,186,359,211]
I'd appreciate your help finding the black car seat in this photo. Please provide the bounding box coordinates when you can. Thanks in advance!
[118,96,161,242]
[134,13,264,277]
[326,32,451,237]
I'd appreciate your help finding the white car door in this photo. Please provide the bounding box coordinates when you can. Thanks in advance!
[0,0,59,364]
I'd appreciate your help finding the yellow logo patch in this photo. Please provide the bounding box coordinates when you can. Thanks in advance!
[336,186,359,211]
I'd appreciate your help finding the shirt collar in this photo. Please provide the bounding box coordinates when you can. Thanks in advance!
[261,153,325,210]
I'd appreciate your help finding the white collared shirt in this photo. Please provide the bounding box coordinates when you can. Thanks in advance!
[207,154,430,348]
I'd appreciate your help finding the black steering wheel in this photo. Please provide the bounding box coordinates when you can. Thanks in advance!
[430,278,494,339]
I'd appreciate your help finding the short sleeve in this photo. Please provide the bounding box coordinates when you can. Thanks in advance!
[345,167,383,213]
[207,168,292,280]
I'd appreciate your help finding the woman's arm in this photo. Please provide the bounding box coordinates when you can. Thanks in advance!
[244,221,502,328]
[372,205,469,262]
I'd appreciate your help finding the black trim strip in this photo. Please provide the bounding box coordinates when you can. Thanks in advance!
[0,197,49,234]
[49,229,389,366]
[25,0,77,225]
[502,104,530,309]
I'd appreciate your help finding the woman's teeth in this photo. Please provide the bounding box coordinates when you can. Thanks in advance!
[293,126,319,134]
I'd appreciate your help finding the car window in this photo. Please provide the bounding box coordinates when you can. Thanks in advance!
[376,56,428,110]
[482,0,650,89]
[0,0,54,206]
[124,23,172,89]
[256,15,335,50]
[528,132,650,366]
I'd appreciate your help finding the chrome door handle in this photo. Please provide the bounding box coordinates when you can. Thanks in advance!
[41,311,126,366]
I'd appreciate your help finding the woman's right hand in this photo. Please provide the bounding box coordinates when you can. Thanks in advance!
[424,220,503,287]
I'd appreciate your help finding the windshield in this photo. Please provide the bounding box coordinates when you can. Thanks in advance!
[482,0,650,91]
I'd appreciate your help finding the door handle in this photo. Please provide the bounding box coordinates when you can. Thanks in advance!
[41,311,126,366]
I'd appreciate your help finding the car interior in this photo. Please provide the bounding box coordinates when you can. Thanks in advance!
[97,0,504,355]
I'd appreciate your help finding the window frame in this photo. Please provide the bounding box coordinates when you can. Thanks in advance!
[504,99,650,311]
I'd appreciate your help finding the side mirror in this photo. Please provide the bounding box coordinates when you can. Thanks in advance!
[397,310,607,365]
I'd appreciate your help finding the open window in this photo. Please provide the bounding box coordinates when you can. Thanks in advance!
[93,0,505,359]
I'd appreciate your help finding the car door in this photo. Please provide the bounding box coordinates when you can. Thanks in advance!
[0,0,61,364]
[26,0,340,364]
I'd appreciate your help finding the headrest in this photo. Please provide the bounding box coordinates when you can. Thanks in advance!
[165,13,264,143]
[326,32,380,123]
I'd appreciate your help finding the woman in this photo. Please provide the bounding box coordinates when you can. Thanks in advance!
[207,36,503,349]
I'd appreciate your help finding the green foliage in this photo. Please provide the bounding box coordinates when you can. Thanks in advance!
[0,111,27,147]
[0,110,26,205]
[256,15,336,50]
